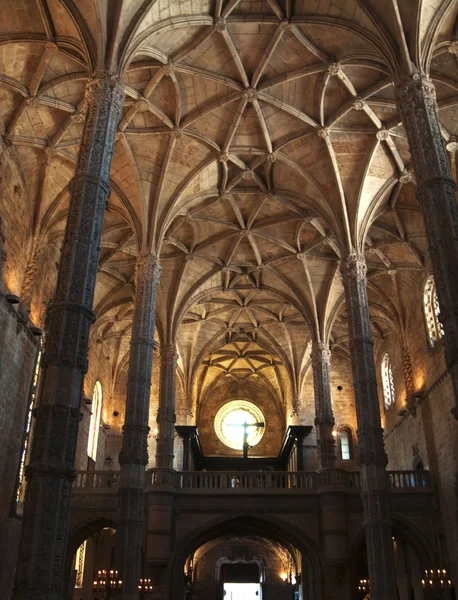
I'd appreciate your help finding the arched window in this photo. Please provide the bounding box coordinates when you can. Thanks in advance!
[423,275,444,348]
[339,428,351,461]
[87,381,102,461]
[381,353,396,410]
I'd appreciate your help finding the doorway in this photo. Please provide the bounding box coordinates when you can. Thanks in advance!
[223,583,261,599]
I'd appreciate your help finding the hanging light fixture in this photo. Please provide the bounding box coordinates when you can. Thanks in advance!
[93,569,122,599]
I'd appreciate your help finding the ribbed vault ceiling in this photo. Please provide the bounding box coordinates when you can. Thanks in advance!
[1,0,458,417]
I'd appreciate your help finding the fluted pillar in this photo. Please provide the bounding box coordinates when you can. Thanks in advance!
[311,341,336,469]
[155,344,178,471]
[114,253,161,600]
[13,74,124,600]
[341,254,397,600]
[396,73,458,418]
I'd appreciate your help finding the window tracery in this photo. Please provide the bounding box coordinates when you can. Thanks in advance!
[75,540,86,588]
[88,381,102,461]
[214,400,265,450]
[423,275,444,347]
[381,353,396,410]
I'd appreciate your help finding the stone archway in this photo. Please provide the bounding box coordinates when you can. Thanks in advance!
[168,515,324,600]
[64,517,117,600]
[349,518,436,600]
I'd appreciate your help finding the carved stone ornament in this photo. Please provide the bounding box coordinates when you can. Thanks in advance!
[280,20,295,40]
[327,62,341,77]
[376,129,389,141]
[446,139,458,153]
[268,151,277,163]
[353,98,365,111]
[448,41,458,55]
[162,61,175,77]
[317,127,330,139]
[243,87,258,101]
[171,127,183,139]
[242,169,254,179]
[160,343,178,363]
[219,151,229,162]
[399,169,413,184]
[26,96,39,108]
[214,16,227,32]
[136,98,150,112]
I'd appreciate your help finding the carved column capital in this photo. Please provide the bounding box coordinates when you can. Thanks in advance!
[135,253,161,287]
[311,341,331,366]
[160,343,178,364]
[340,253,367,282]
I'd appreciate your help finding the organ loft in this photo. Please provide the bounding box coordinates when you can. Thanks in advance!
[0,1,458,599]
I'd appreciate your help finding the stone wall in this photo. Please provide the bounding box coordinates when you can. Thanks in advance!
[376,268,458,585]
[0,294,39,596]
[384,374,458,585]
[197,380,285,458]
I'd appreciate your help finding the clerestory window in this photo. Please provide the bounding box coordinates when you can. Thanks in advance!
[87,381,102,461]
[381,353,396,410]
[423,275,444,348]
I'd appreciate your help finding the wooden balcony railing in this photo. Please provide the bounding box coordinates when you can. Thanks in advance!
[72,469,432,492]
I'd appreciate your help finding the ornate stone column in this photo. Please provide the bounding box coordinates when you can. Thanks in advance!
[311,341,336,469]
[114,253,161,600]
[341,254,397,600]
[155,344,178,472]
[13,74,124,600]
[396,73,458,418]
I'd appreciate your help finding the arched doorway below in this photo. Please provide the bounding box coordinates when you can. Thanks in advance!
[352,525,433,600]
[71,527,116,600]
[183,534,303,600]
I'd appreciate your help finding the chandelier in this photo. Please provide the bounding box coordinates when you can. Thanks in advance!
[93,570,155,598]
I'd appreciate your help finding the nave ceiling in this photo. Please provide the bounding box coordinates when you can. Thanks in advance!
[1,0,457,422]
